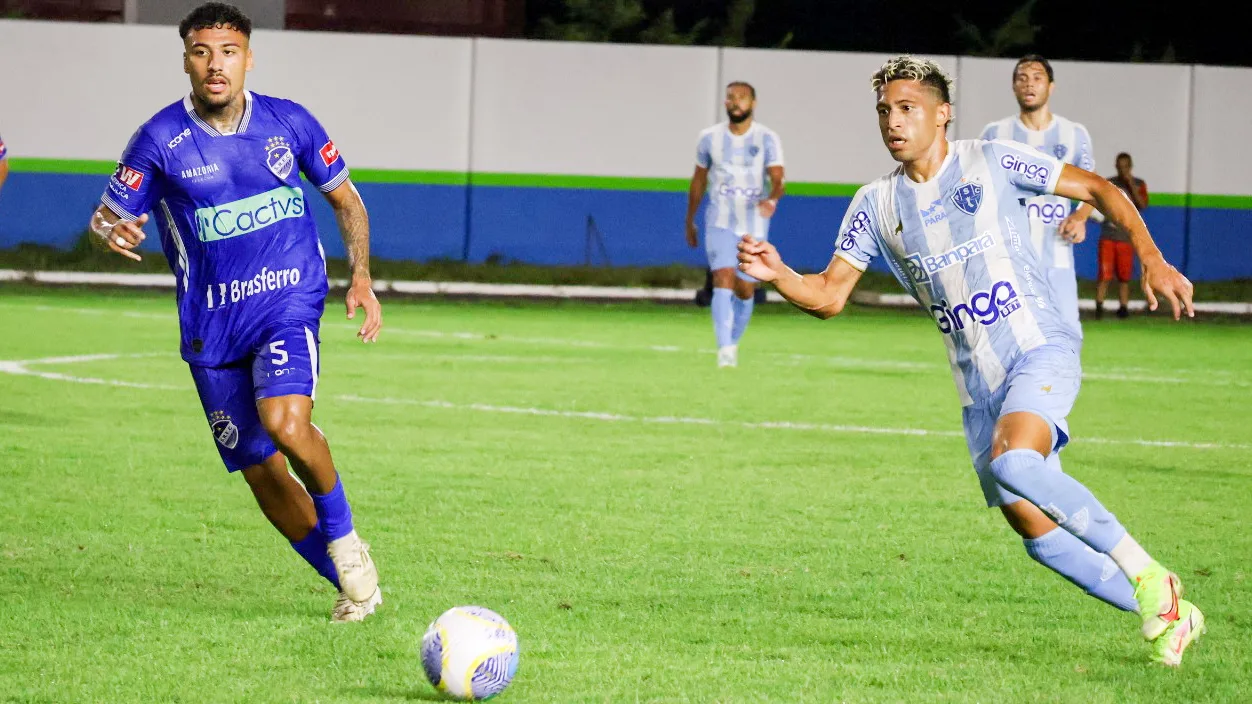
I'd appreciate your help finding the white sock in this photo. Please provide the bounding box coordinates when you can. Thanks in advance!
[1108,533,1154,580]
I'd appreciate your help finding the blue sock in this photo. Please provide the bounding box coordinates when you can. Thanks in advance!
[731,294,755,344]
[711,288,734,348]
[309,475,355,542]
[990,449,1127,553]
[1023,527,1138,612]
[290,522,341,589]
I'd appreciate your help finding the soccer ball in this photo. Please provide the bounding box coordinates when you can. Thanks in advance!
[421,605,519,700]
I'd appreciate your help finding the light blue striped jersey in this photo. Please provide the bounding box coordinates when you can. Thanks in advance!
[834,139,1082,406]
[695,121,784,239]
[980,115,1092,332]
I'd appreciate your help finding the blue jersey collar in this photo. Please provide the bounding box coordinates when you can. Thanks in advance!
[183,91,254,137]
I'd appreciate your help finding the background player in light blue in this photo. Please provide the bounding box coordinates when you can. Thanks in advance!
[87,2,383,623]
[738,55,1204,666]
[685,81,785,368]
[980,55,1095,334]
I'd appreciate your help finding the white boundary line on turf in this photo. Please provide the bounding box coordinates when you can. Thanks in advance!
[8,302,1251,386]
[0,352,1247,452]
[5,268,1252,314]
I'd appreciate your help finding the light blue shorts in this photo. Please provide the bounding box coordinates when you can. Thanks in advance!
[961,342,1082,507]
[705,226,766,282]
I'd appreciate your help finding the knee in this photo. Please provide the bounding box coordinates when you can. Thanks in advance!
[711,269,736,289]
[261,409,309,452]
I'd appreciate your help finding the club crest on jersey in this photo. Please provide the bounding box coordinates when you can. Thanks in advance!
[209,410,239,449]
[1053,144,1068,159]
[951,182,983,216]
[265,136,295,180]
[748,145,760,157]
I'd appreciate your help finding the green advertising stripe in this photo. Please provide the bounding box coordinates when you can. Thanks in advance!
[9,158,1252,209]
[470,172,689,192]
[8,158,117,175]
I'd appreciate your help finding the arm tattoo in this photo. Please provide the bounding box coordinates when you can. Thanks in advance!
[336,196,371,280]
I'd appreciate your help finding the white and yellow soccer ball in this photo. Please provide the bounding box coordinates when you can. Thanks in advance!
[421,606,519,700]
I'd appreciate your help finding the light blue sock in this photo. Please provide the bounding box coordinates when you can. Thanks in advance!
[711,288,734,348]
[731,294,754,344]
[1023,527,1138,612]
[990,449,1127,553]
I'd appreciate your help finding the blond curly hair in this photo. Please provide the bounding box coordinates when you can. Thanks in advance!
[870,54,954,103]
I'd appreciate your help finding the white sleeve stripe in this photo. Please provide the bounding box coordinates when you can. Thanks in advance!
[834,251,869,271]
[318,168,350,193]
[100,194,139,221]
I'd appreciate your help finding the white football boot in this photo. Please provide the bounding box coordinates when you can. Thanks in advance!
[327,531,379,603]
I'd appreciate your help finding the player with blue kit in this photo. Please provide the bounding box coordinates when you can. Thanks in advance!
[980,55,1096,334]
[737,56,1204,666]
[686,81,785,368]
[88,2,383,623]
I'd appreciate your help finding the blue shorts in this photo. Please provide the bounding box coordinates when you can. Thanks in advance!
[705,226,765,282]
[189,323,321,472]
[962,342,1081,507]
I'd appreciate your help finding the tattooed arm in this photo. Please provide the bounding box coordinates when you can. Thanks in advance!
[324,179,382,342]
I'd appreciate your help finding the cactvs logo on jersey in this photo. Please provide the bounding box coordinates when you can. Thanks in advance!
[265,136,295,179]
[209,410,239,449]
[951,182,983,215]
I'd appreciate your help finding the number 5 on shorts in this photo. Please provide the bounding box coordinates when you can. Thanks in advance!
[269,340,288,366]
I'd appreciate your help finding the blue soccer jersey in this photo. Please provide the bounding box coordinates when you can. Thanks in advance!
[101,91,348,367]
[834,139,1081,406]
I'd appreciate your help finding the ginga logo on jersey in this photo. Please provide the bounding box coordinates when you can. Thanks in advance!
[194,186,305,242]
[930,280,1022,334]
[999,154,1050,185]
[1026,201,1069,224]
[716,183,764,200]
[904,232,996,284]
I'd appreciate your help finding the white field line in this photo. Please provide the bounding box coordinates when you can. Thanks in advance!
[0,352,1246,451]
[6,303,1250,386]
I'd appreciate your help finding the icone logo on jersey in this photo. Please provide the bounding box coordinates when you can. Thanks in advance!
[113,164,145,191]
[1000,154,1050,185]
[904,232,996,284]
[1026,201,1069,224]
[930,280,1022,334]
[716,183,763,200]
[319,140,339,167]
[167,128,192,149]
[194,185,305,242]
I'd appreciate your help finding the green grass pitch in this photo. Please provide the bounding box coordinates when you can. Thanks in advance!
[1,286,1249,702]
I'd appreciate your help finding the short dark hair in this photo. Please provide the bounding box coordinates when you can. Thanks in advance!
[727,81,756,99]
[1116,152,1133,163]
[1014,54,1054,82]
[179,2,252,40]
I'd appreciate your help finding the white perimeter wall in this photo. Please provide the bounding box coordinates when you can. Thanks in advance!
[0,19,1248,196]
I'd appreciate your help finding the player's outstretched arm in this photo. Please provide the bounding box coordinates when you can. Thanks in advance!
[1054,164,1194,319]
[685,165,708,248]
[87,205,147,262]
[737,236,863,319]
[323,179,382,342]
